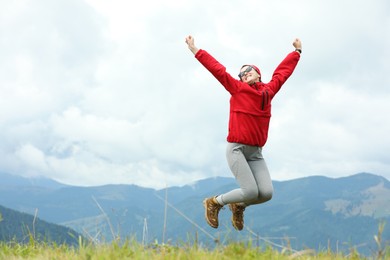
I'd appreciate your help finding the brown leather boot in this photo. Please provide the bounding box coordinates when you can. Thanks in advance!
[203,197,223,228]
[229,203,246,231]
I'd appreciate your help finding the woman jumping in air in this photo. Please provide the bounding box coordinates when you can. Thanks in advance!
[185,35,302,231]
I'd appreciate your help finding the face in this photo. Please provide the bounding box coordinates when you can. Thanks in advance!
[239,66,260,84]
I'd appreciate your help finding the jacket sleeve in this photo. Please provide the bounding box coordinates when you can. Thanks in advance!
[195,49,240,94]
[267,51,300,94]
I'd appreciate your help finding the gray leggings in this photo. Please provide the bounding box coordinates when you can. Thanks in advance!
[217,142,273,207]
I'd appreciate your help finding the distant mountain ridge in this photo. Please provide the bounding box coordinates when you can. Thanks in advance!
[0,172,389,255]
[0,171,66,189]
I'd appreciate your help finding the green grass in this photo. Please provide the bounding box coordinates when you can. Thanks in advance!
[0,219,388,259]
[0,239,389,260]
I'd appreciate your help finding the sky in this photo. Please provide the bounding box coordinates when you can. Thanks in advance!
[0,0,389,189]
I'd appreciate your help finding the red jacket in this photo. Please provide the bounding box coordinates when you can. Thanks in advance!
[195,49,300,147]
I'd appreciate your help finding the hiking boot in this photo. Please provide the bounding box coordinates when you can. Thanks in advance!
[229,203,246,231]
[203,197,223,228]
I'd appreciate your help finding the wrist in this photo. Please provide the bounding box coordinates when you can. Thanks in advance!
[295,48,302,54]
[189,46,199,55]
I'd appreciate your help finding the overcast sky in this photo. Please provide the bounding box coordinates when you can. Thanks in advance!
[0,0,389,189]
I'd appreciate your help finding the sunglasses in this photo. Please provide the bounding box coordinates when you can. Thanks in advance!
[238,66,253,79]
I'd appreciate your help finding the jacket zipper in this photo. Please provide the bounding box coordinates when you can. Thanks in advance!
[261,90,269,111]
[254,84,269,111]
[261,91,265,110]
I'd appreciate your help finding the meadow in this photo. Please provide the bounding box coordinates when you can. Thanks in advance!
[0,237,389,260]
[1,212,389,259]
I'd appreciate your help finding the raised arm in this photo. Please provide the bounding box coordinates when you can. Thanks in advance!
[267,38,302,94]
[185,35,240,94]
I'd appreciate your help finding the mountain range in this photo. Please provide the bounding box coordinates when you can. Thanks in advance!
[0,171,389,255]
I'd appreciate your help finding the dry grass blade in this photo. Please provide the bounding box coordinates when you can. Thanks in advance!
[288,249,316,259]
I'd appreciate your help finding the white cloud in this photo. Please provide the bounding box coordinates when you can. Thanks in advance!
[0,0,389,189]
[15,143,48,174]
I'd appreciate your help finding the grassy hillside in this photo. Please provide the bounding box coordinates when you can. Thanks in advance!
[0,239,388,259]
[0,205,81,246]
